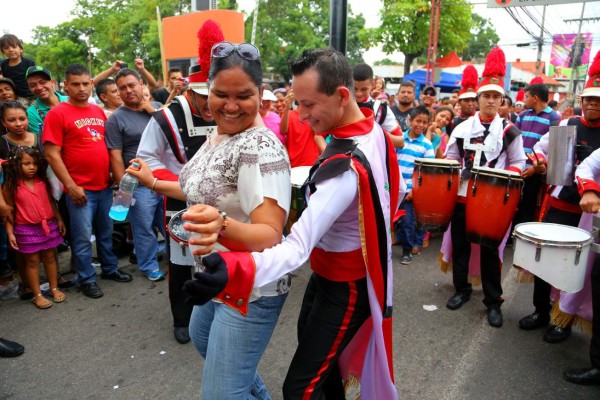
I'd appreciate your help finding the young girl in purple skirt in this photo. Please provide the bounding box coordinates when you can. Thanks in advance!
[3,147,66,309]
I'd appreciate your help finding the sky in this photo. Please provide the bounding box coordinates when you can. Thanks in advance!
[2,0,599,67]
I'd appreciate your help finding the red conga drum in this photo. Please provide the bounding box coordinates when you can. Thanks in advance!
[412,158,461,232]
[465,167,523,247]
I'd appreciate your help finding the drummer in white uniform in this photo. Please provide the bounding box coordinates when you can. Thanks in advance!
[443,47,526,328]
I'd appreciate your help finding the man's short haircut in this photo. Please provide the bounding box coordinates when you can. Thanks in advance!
[0,34,23,50]
[167,67,182,77]
[525,83,549,103]
[65,63,90,80]
[410,104,432,121]
[290,48,353,96]
[95,78,116,99]
[452,88,460,94]
[114,68,141,84]
[399,81,416,91]
[352,63,374,82]
[502,95,513,107]
[548,100,558,108]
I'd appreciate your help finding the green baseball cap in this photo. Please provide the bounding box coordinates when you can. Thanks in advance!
[26,65,52,81]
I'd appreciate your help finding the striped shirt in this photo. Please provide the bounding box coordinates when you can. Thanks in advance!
[516,106,561,163]
[396,130,434,191]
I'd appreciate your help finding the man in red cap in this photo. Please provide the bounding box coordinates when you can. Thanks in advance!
[451,65,479,131]
[443,47,526,327]
[136,20,220,344]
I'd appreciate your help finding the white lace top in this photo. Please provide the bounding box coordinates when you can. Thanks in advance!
[179,126,292,298]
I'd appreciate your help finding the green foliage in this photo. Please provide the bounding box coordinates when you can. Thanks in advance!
[460,14,499,62]
[27,0,190,81]
[368,0,473,75]
[24,0,369,84]
[245,0,368,82]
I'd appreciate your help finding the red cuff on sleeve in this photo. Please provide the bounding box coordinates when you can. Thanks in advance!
[577,176,600,197]
[152,168,179,182]
[388,126,402,137]
[215,251,256,316]
[507,166,522,174]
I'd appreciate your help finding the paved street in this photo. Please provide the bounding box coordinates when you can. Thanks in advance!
[1,236,599,399]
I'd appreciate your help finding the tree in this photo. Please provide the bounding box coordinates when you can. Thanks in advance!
[243,0,368,82]
[368,0,473,75]
[460,14,499,62]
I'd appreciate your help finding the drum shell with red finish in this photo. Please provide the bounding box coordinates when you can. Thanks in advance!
[466,167,523,247]
[411,158,461,232]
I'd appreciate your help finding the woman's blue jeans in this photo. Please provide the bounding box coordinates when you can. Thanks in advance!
[189,293,288,400]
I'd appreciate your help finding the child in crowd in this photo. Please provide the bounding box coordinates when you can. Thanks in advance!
[0,34,35,104]
[3,147,66,309]
[396,105,435,264]
[426,106,455,158]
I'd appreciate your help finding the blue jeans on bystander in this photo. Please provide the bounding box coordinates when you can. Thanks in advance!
[396,199,426,253]
[66,188,118,285]
[129,186,165,275]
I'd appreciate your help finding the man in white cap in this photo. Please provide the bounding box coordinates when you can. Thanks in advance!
[444,47,526,328]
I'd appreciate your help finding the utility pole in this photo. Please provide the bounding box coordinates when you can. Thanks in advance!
[251,0,259,45]
[426,0,442,86]
[535,5,546,76]
[566,1,586,105]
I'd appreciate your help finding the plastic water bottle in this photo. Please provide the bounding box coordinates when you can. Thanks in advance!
[109,162,140,221]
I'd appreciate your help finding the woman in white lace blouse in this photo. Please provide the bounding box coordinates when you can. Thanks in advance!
[128,42,291,399]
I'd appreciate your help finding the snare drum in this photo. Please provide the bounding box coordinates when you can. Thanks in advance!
[513,222,593,293]
[412,158,460,232]
[465,167,523,247]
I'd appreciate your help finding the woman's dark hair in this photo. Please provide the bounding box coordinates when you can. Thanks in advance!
[4,146,50,201]
[208,52,263,89]
[0,101,27,121]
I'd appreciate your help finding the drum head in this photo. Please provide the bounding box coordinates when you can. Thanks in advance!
[167,209,189,244]
[472,166,522,179]
[291,166,311,187]
[414,158,460,167]
[514,222,592,244]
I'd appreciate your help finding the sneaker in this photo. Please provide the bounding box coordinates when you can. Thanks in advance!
[91,257,101,268]
[146,270,165,282]
[400,253,412,265]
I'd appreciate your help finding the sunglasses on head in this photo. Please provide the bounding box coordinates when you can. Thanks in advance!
[211,42,261,61]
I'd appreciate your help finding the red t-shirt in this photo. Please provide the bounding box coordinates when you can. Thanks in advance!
[42,102,110,190]
[286,110,319,168]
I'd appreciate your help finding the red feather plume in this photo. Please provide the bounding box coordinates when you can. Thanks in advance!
[197,20,225,82]
[589,50,600,78]
[482,47,506,78]
[529,76,544,85]
[461,65,478,89]
[516,89,525,102]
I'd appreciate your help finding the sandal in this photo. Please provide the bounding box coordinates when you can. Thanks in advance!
[32,294,52,309]
[50,288,66,303]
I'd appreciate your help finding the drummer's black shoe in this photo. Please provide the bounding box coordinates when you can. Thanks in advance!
[446,292,470,310]
[487,306,503,328]
[563,367,600,385]
[518,312,550,330]
[543,325,571,343]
